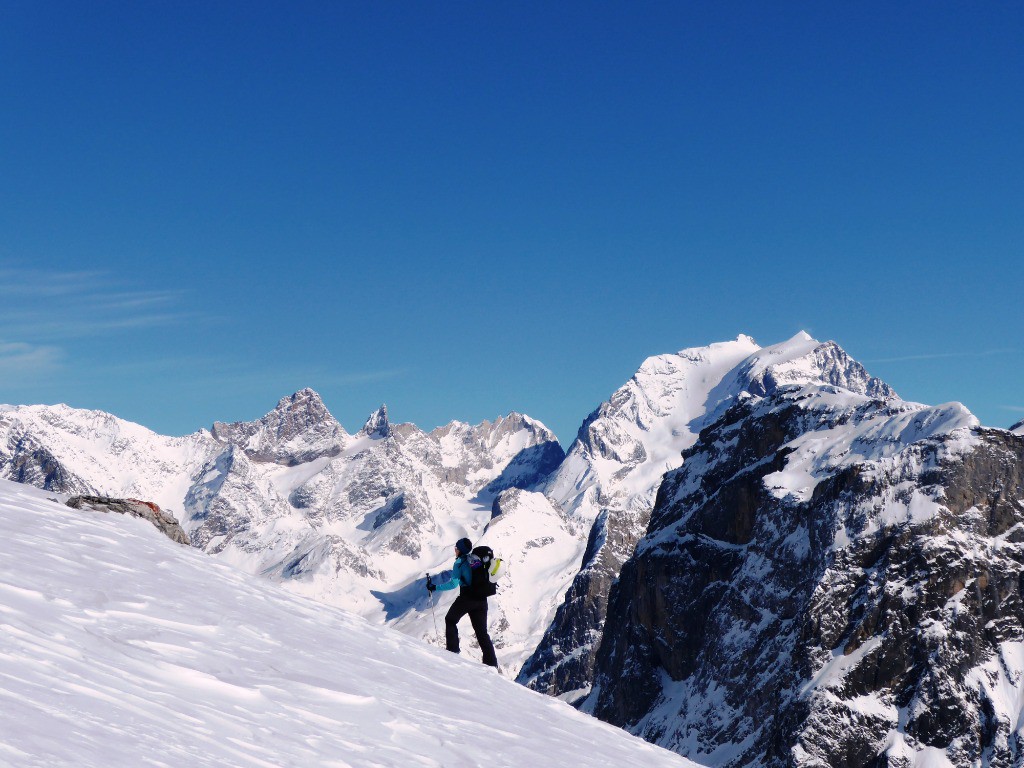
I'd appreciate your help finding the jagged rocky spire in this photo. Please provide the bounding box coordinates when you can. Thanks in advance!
[361,404,391,438]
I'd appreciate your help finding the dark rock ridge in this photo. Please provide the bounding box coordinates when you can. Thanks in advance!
[586,387,1024,766]
[66,495,190,545]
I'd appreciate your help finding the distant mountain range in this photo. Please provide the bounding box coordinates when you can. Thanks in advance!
[0,388,572,675]
[4,332,1024,766]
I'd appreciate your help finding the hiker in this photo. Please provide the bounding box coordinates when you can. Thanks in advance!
[426,537,498,667]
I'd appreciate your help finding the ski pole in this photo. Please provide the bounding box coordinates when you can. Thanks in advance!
[426,572,439,645]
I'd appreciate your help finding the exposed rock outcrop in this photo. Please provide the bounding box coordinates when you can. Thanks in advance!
[66,495,190,545]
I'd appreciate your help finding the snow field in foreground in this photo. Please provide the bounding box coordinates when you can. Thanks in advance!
[0,480,695,768]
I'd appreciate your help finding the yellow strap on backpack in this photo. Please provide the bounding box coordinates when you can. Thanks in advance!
[488,557,508,580]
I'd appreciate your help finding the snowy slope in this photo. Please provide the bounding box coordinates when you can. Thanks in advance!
[0,478,694,768]
[0,393,564,677]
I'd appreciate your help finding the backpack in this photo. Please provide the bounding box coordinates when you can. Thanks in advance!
[466,545,503,598]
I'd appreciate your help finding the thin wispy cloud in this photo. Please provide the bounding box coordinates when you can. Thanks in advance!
[1000,406,1024,413]
[0,341,63,375]
[0,266,202,341]
[69,356,410,392]
[0,269,106,297]
[864,349,1014,364]
[1,313,199,340]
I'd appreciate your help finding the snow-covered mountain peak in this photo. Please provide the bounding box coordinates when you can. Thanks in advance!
[7,401,164,445]
[555,336,761,490]
[525,333,906,701]
[0,401,210,506]
[1011,418,1024,435]
[261,387,333,421]
[423,412,565,499]
[483,412,560,450]
[716,332,896,411]
[210,388,347,465]
[360,403,391,438]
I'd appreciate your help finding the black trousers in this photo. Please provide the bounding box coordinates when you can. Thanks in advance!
[444,593,498,667]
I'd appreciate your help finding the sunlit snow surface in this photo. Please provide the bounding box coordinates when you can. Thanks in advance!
[544,335,761,528]
[0,480,695,768]
[0,401,572,679]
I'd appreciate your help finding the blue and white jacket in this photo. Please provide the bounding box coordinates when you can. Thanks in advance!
[433,555,474,593]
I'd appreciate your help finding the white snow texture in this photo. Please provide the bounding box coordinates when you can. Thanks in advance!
[0,479,694,768]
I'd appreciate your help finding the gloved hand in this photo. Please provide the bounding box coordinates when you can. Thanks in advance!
[426,577,436,592]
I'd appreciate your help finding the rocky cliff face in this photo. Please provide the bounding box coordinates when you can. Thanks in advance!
[519,337,762,698]
[586,351,1024,765]
[518,333,892,701]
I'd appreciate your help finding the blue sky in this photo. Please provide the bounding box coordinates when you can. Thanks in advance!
[1,2,1022,445]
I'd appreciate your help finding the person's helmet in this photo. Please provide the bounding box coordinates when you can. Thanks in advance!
[455,537,473,556]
